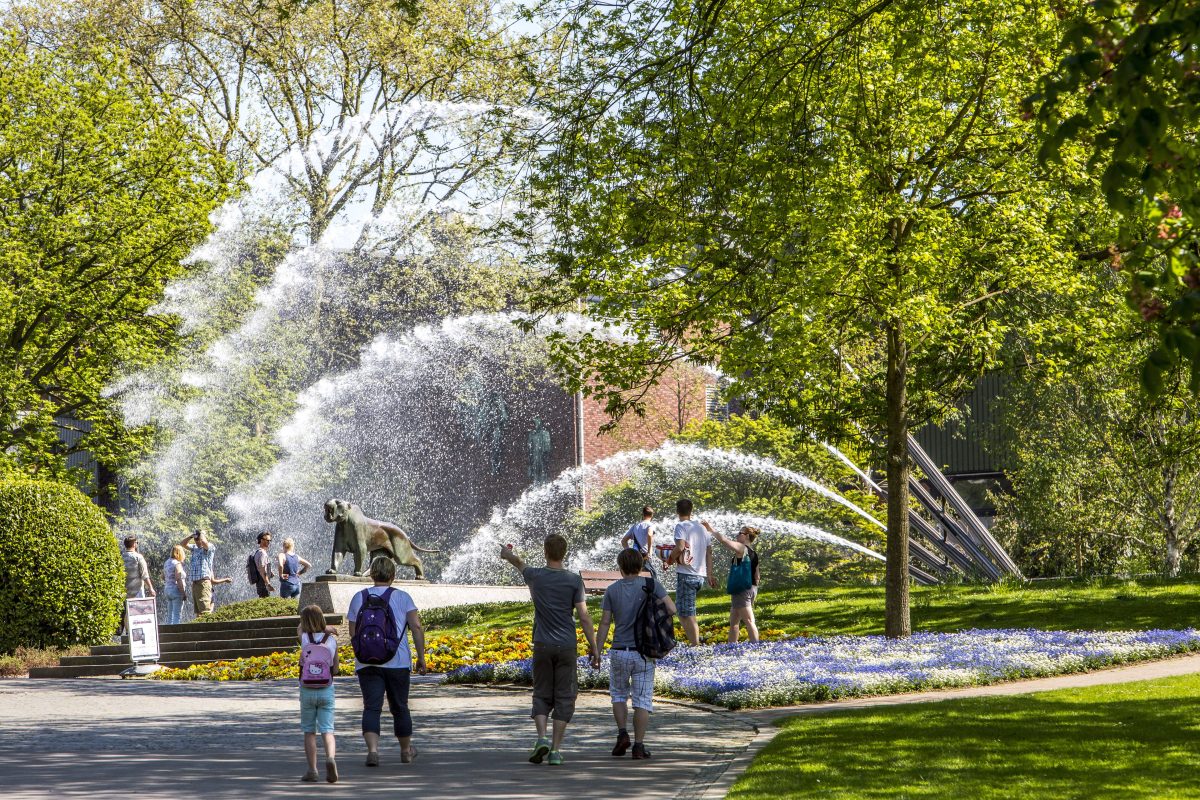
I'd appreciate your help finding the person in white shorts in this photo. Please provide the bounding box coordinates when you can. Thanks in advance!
[597,548,677,760]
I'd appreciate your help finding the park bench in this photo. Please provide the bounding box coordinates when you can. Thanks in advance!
[579,569,654,595]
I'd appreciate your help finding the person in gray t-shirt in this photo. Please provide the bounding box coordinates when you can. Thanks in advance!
[501,535,599,766]
[598,548,676,760]
[119,535,155,637]
[521,565,586,647]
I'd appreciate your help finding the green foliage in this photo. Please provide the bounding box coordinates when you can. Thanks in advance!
[189,596,299,624]
[992,275,1200,577]
[420,600,531,632]
[529,0,1113,633]
[0,36,231,484]
[0,480,123,652]
[730,674,1200,799]
[1034,2,1200,396]
[532,0,1104,437]
[0,644,90,677]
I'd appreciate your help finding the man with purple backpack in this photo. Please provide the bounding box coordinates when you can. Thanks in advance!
[348,556,427,767]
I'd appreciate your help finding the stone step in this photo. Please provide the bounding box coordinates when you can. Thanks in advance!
[60,644,301,669]
[29,649,313,678]
[30,613,348,679]
[79,636,303,659]
[160,614,345,637]
[28,663,131,679]
[111,615,345,645]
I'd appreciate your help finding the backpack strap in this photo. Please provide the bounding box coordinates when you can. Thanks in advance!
[376,587,408,643]
[643,576,654,594]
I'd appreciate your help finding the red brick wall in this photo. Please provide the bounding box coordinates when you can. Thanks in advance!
[580,365,715,465]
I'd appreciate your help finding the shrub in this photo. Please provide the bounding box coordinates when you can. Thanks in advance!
[0,644,90,677]
[191,597,299,623]
[0,480,123,652]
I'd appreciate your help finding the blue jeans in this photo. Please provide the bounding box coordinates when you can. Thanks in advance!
[279,581,301,599]
[164,594,185,626]
[357,667,412,738]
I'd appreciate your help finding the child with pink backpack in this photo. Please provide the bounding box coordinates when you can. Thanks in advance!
[298,604,339,782]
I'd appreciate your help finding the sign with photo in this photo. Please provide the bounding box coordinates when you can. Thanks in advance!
[126,597,160,663]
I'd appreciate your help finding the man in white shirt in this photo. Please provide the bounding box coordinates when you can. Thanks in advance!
[620,506,656,576]
[668,498,715,645]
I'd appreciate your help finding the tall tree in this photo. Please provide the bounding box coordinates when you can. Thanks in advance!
[9,0,537,248]
[528,0,1108,635]
[996,299,1200,577]
[0,36,230,485]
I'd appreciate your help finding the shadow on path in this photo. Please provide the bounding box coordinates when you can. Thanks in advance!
[0,679,755,800]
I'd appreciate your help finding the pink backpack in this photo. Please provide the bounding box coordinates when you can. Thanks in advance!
[300,633,334,687]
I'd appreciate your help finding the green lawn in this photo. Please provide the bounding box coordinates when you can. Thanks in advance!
[422,577,1200,637]
[730,673,1200,799]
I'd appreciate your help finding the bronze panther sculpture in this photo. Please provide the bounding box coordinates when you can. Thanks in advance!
[323,498,438,579]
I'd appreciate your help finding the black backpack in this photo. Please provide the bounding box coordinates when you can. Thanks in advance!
[246,552,259,585]
[634,577,676,659]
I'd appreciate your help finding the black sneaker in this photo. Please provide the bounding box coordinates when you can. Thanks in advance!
[631,743,652,760]
[612,730,631,757]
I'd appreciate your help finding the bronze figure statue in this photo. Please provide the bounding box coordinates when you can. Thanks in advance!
[323,498,439,579]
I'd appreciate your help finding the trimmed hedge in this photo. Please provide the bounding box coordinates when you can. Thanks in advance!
[190,596,299,624]
[0,480,124,652]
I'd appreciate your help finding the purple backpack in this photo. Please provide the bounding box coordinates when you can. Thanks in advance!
[300,632,334,687]
[350,588,403,665]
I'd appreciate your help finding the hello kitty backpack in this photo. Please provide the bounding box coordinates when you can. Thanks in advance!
[300,633,334,687]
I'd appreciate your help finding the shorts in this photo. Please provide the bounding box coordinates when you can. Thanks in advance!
[675,574,705,617]
[279,581,301,599]
[192,579,213,614]
[300,684,336,734]
[609,649,655,712]
[731,585,758,609]
[531,642,578,722]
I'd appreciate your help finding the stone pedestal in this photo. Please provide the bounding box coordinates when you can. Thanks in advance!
[300,574,530,614]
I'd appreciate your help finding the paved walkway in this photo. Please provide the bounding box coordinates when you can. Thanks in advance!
[5,654,1200,800]
[0,677,755,800]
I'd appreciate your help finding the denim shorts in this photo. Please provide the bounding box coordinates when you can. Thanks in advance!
[300,684,336,734]
[675,574,705,617]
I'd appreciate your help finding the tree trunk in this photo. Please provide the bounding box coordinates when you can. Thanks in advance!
[885,316,911,638]
[1166,533,1181,577]
[1163,464,1181,577]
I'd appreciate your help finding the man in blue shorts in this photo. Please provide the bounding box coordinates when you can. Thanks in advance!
[668,498,715,645]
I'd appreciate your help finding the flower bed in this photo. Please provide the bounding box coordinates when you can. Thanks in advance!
[446,628,1200,709]
[150,622,788,681]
